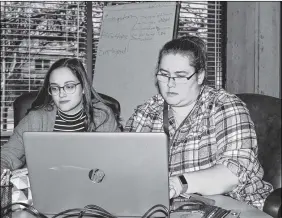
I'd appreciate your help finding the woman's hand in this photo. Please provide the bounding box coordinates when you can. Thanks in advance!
[169,176,183,199]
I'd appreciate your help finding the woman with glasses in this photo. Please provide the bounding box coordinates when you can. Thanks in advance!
[125,35,272,210]
[1,58,121,172]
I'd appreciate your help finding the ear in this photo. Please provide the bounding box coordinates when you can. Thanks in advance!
[197,70,205,85]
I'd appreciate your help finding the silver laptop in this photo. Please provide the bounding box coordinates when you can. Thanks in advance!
[23,132,169,217]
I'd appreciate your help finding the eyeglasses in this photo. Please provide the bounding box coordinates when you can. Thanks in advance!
[48,83,81,96]
[156,71,196,84]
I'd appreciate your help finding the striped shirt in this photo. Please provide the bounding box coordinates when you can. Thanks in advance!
[53,109,87,132]
[125,85,273,209]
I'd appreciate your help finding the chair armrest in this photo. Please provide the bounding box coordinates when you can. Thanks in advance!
[263,188,281,218]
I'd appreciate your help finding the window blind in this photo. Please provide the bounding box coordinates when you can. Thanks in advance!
[0,1,87,144]
[177,1,225,89]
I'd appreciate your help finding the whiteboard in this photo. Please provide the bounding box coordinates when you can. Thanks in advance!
[93,2,177,125]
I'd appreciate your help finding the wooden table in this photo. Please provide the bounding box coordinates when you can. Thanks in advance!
[11,195,271,218]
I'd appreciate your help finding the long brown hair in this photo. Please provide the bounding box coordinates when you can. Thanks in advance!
[28,58,110,131]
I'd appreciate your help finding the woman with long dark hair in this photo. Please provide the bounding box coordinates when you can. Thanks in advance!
[1,58,121,171]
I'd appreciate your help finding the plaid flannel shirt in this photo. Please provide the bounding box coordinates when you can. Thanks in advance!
[125,85,273,209]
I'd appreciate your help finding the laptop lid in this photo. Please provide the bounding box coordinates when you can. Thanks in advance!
[23,132,169,217]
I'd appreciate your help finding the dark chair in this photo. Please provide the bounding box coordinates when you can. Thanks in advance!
[13,91,123,130]
[236,93,281,218]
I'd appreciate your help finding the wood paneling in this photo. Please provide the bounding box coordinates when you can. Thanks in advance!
[226,2,281,98]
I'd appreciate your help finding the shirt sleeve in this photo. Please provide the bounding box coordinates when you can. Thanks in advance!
[125,100,158,133]
[1,112,33,171]
[214,95,273,209]
[124,104,144,132]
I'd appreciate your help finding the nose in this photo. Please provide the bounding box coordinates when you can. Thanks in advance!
[59,88,67,98]
[167,77,176,88]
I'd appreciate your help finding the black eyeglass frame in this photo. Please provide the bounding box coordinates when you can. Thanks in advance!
[48,83,81,95]
[156,71,197,84]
